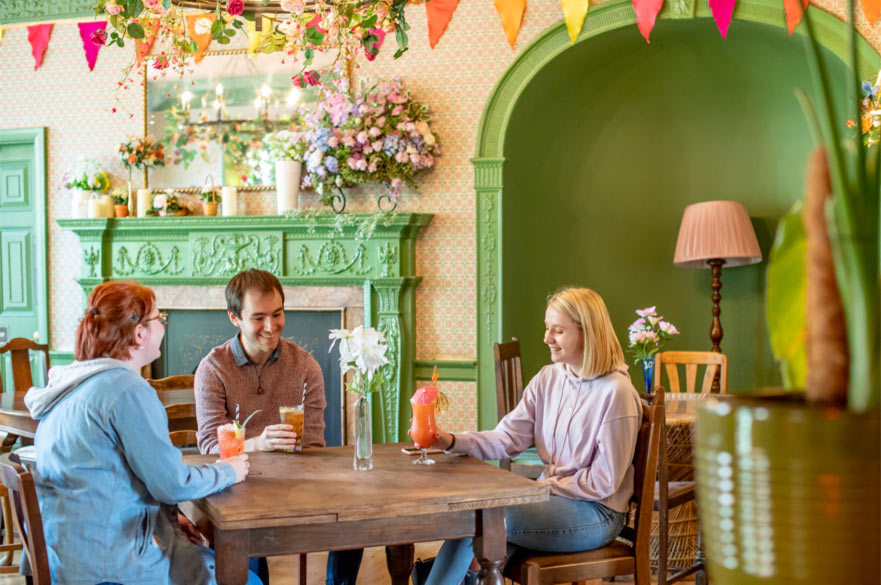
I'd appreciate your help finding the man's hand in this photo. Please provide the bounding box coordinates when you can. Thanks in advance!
[178,513,203,546]
[246,424,297,452]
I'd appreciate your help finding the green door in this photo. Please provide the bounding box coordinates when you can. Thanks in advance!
[0,128,48,387]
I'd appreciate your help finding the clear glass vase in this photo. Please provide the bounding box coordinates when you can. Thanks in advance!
[353,395,373,470]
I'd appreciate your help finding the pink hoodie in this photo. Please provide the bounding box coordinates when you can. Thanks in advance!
[453,363,642,512]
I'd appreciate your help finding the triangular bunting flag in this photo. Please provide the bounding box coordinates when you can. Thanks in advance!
[493,0,527,48]
[708,0,736,37]
[77,21,107,71]
[27,24,53,70]
[134,18,160,67]
[0,28,5,47]
[365,27,386,60]
[633,0,664,42]
[561,0,589,43]
[861,0,880,25]
[426,0,461,48]
[783,0,809,35]
[185,13,217,63]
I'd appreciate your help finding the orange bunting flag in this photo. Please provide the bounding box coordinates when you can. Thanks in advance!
[561,0,589,43]
[493,0,527,48]
[185,12,217,63]
[632,0,663,42]
[27,24,53,70]
[708,0,736,37]
[861,0,880,25]
[783,0,809,35]
[134,18,160,67]
[427,0,461,48]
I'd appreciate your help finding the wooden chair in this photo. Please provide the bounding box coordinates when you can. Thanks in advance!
[493,339,543,479]
[0,338,50,394]
[0,461,50,585]
[504,402,663,585]
[650,351,727,585]
[146,375,198,440]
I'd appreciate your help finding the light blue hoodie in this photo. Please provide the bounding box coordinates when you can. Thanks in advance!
[25,360,236,585]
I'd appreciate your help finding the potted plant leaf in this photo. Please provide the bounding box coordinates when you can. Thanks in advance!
[200,186,221,216]
[693,3,880,583]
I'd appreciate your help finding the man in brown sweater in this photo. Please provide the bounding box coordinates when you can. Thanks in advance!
[194,269,363,585]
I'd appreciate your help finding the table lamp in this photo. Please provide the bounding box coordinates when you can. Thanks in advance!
[673,200,762,353]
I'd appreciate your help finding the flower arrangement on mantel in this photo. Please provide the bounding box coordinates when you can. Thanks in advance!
[119,135,167,190]
[94,0,410,90]
[61,158,112,193]
[299,76,440,210]
[150,190,186,216]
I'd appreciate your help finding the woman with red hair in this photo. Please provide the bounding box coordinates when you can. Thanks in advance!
[24,280,255,585]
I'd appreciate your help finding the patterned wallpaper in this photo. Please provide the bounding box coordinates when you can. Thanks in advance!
[0,0,877,432]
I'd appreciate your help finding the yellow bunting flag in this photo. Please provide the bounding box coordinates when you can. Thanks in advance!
[782,0,809,35]
[0,28,5,47]
[246,16,278,57]
[493,0,527,48]
[862,0,880,25]
[185,12,217,63]
[561,0,589,43]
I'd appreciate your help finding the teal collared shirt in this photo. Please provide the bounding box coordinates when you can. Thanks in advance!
[229,333,282,367]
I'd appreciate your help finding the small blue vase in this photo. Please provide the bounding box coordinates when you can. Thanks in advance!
[640,358,654,393]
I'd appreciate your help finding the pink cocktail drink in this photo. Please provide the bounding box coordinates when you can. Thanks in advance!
[217,423,245,459]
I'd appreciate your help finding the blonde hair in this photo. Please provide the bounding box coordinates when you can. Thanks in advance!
[547,287,624,378]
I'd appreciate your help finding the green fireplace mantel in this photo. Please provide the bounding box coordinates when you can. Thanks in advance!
[57,213,433,442]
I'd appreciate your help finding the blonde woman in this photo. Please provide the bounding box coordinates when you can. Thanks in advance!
[417,287,642,585]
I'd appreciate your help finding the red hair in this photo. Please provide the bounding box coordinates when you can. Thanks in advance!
[75,281,156,361]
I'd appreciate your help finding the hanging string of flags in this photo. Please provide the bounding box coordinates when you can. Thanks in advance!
[2,0,879,71]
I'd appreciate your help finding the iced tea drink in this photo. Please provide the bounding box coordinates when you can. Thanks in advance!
[279,405,305,452]
[217,423,244,459]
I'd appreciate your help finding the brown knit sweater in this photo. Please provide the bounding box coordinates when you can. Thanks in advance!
[194,336,326,454]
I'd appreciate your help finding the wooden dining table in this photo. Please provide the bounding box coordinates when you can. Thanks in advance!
[181,442,549,585]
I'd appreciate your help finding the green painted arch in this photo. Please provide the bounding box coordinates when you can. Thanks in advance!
[471,0,880,431]
[476,0,880,159]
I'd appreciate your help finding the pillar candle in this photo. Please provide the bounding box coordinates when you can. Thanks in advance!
[87,197,103,219]
[137,188,152,218]
[222,187,238,216]
[101,195,115,218]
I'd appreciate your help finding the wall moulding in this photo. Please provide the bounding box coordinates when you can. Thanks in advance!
[57,213,432,442]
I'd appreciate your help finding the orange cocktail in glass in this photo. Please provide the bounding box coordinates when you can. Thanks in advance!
[217,423,245,459]
[409,385,439,465]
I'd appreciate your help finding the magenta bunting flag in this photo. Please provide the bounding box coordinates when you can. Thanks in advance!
[708,0,736,37]
[27,24,53,70]
[632,0,664,42]
[77,21,107,71]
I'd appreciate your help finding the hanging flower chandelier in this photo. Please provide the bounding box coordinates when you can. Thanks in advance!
[95,0,413,89]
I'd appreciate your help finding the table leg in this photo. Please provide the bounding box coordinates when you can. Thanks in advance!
[386,543,415,585]
[214,529,250,585]
[473,508,506,585]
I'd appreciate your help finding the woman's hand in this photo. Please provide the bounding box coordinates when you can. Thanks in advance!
[178,513,203,546]
[246,424,297,452]
[415,430,454,451]
[224,453,250,484]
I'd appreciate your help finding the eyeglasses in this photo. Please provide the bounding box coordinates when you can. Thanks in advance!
[144,312,168,327]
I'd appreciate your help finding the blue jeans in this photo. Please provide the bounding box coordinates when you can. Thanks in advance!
[326,548,365,585]
[424,496,626,585]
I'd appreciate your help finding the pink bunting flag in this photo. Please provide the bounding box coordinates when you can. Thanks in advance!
[365,27,386,61]
[77,21,107,71]
[708,0,736,37]
[632,0,664,42]
[27,24,53,70]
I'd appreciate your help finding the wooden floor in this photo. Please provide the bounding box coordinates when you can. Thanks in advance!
[0,542,640,584]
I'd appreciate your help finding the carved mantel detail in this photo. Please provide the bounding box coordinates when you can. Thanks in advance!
[58,214,432,442]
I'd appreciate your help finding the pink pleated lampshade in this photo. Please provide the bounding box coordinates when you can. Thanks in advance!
[673,201,762,268]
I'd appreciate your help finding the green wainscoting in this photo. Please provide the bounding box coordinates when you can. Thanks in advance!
[57,213,432,442]
[473,0,879,430]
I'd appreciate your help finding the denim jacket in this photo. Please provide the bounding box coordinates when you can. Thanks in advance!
[29,362,236,585]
